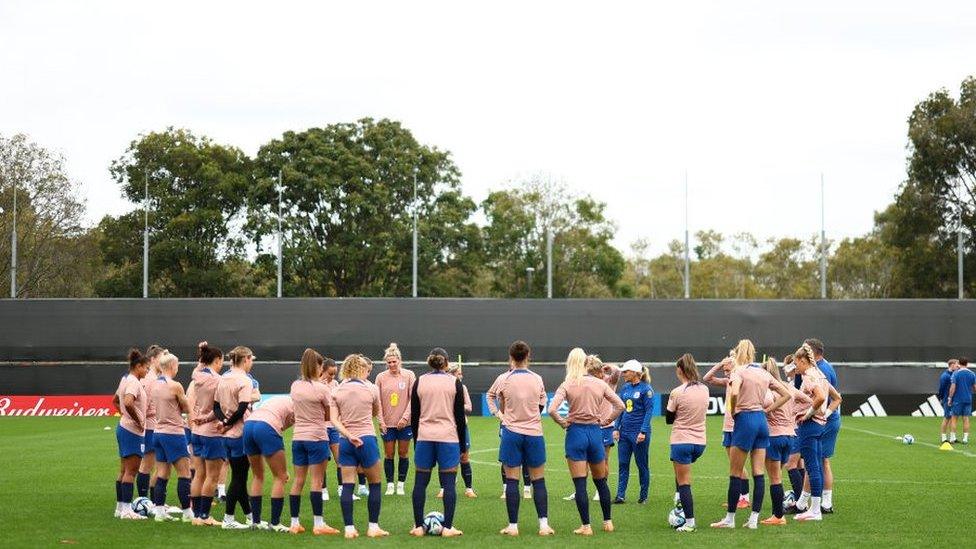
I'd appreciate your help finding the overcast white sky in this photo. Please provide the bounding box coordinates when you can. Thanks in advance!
[2,1,975,254]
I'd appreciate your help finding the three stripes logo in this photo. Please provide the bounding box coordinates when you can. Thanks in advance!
[851,395,887,417]
[910,395,946,417]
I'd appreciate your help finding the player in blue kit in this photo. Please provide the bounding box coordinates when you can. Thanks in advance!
[612,359,654,504]
[795,338,841,514]
[939,359,959,443]
[947,357,976,444]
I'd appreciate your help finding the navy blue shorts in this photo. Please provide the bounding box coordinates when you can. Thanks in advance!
[722,431,733,448]
[243,420,284,457]
[292,440,330,466]
[224,436,245,459]
[381,426,413,442]
[767,435,792,464]
[789,435,801,455]
[327,427,341,446]
[415,440,461,469]
[942,400,952,419]
[821,414,841,458]
[143,429,155,453]
[601,427,615,448]
[339,435,380,468]
[499,426,546,468]
[951,401,974,417]
[565,424,605,464]
[731,411,769,451]
[192,433,227,460]
[669,443,705,465]
[154,432,189,463]
[116,425,145,458]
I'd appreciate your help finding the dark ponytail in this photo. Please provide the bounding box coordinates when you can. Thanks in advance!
[128,348,148,369]
[427,348,449,371]
[199,342,223,366]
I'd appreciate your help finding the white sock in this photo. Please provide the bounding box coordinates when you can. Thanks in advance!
[183,508,193,519]
[126,502,134,512]
[224,514,234,523]
[345,525,356,534]
[246,512,253,523]
[116,502,124,513]
[387,482,394,488]
[314,515,324,527]
[950,433,957,442]
[964,433,970,442]
[686,517,696,527]
[508,523,519,530]
[291,517,300,527]
[797,490,811,509]
[217,484,226,497]
[539,517,549,529]
[822,489,833,508]
[368,522,379,530]
[748,511,759,523]
[941,433,948,442]
[725,512,736,522]
[810,496,822,514]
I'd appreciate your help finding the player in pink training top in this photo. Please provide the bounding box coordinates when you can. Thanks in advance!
[213,346,256,529]
[711,339,791,530]
[438,361,476,498]
[407,348,467,537]
[244,394,295,532]
[330,354,388,539]
[564,356,619,503]
[487,359,533,500]
[136,344,166,503]
[150,352,194,522]
[187,342,225,526]
[287,349,340,536]
[703,353,751,510]
[319,357,342,501]
[487,340,554,537]
[112,348,150,520]
[549,348,625,536]
[375,342,416,496]
[665,354,710,533]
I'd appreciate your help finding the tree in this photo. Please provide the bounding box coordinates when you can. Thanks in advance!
[829,232,897,298]
[97,128,252,297]
[754,237,819,298]
[247,118,479,297]
[0,134,98,297]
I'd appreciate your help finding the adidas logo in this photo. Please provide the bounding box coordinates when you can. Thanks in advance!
[851,395,887,417]
[910,395,945,417]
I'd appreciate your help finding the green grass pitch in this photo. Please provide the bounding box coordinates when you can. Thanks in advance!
[0,416,972,547]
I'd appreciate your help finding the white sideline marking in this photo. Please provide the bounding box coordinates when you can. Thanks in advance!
[842,425,976,458]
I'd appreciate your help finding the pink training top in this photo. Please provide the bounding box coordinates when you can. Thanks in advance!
[415,372,461,443]
[191,368,221,437]
[800,368,830,425]
[246,396,295,434]
[765,386,812,437]
[490,369,547,436]
[215,369,254,438]
[723,382,735,432]
[116,373,148,436]
[375,368,416,429]
[730,365,778,413]
[323,378,339,428]
[462,384,472,413]
[667,382,709,445]
[152,376,185,435]
[140,375,158,430]
[333,379,380,438]
[550,376,624,426]
[598,376,618,428]
[290,379,332,441]
[486,370,512,413]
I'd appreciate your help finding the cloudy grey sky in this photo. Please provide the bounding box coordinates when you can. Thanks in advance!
[2,1,975,254]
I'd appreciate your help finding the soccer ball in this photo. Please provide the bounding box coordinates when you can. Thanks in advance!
[131,496,154,517]
[784,490,797,508]
[667,507,686,528]
[902,434,915,445]
[423,511,445,535]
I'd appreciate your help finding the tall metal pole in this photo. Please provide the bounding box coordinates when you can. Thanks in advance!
[959,179,965,300]
[526,267,534,297]
[683,171,690,299]
[10,179,16,298]
[142,170,148,299]
[546,230,553,299]
[820,173,827,299]
[277,170,283,298]
[412,171,418,298]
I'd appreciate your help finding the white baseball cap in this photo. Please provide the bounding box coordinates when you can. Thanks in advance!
[620,359,643,373]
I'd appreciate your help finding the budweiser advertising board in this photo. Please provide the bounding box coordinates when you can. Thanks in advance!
[0,395,116,417]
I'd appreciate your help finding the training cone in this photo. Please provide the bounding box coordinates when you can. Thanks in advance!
[939,442,953,451]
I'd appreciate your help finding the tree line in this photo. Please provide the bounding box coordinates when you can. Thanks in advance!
[1,76,973,299]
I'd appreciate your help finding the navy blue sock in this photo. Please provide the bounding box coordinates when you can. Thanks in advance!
[740,477,749,497]
[357,473,366,486]
[752,475,765,513]
[384,458,395,483]
[771,483,784,518]
[505,478,520,523]
[522,467,531,487]
[340,483,354,526]
[572,477,590,525]
[177,477,191,510]
[594,477,612,521]
[250,495,263,524]
[531,478,548,519]
[788,468,804,497]
[121,481,134,504]
[726,476,739,513]
[192,496,201,517]
[290,494,301,519]
[154,478,168,507]
[398,457,409,482]
[270,497,284,525]
[412,471,432,527]
[115,480,122,503]
[367,483,381,523]
[460,462,473,489]
[336,467,342,487]
[677,484,694,519]
[149,484,155,503]
[136,473,150,498]
[439,472,457,529]
[201,496,213,519]
[310,491,323,517]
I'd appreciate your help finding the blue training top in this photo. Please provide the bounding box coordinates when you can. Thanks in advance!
[951,368,976,404]
[817,358,840,422]
[938,370,953,401]
[614,381,654,435]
